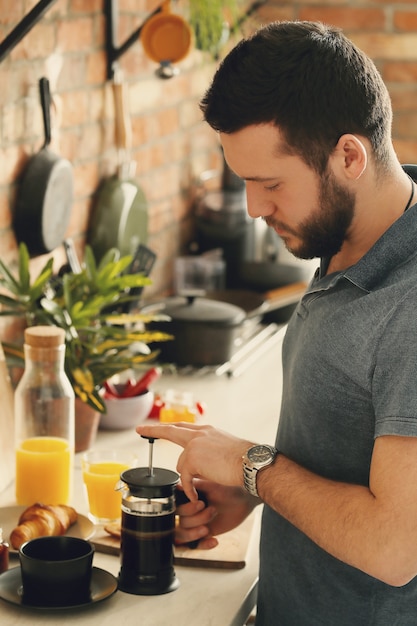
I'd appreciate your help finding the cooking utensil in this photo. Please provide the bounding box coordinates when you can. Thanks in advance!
[88,74,148,262]
[149,295,246,366]
[128,243,156,278]
[126,243,156,302]
[204,289,268,318]
[13,77,73,256]
[63,238,82,274]
[141,0,192,75]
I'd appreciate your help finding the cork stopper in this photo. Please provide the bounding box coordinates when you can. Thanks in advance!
[24,326,65,348]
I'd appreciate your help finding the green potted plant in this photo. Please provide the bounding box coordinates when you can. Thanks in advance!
[188,0,240,56]
[0,243,172,448]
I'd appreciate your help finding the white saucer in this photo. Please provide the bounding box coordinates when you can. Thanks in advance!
[0,566,117,610]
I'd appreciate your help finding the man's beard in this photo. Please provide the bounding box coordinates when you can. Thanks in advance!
[266,171,355,260]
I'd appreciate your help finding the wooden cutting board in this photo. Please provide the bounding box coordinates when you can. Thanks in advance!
[90,511,257,570]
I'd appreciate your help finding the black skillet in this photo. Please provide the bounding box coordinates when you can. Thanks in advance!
[13,77,73,256]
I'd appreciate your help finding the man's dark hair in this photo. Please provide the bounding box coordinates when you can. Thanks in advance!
[200,21,393,174]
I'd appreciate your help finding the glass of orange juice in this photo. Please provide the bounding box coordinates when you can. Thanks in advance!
[16,436,72,505]
[82,450,132,523]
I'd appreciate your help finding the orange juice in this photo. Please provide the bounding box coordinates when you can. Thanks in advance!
[159,390,197,423]
[16,437,72,505]
[82,461,129,522]
[159,405,196,423]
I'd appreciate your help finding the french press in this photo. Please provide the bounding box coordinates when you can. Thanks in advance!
[118,438,180,595]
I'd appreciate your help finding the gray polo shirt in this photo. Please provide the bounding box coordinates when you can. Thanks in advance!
[257,195,417,625]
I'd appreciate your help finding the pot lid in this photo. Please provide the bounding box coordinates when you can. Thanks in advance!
[164,295,246,327]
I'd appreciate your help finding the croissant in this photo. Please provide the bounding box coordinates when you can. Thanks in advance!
[10,503,78,550]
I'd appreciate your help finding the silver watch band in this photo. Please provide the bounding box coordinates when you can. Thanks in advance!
[243,465,260,497]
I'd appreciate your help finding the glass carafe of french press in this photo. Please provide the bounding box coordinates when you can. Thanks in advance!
[118,438,180,595]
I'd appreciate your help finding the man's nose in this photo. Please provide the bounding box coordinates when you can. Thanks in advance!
[246,181,276,220]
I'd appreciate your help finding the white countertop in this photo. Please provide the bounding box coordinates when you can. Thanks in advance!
[0,327,285,626]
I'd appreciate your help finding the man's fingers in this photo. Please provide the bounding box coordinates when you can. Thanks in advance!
[136,422,208,448]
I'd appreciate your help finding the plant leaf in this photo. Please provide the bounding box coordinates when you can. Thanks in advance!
[17,243,31,291]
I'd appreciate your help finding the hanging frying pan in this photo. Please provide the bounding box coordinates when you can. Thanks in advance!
[141,0,192,78]
[13,77,73,256]
[88,74,148,262]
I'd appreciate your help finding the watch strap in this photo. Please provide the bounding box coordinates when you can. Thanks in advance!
[243,464,260,497]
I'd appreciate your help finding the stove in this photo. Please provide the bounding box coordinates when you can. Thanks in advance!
[164,319,286,379]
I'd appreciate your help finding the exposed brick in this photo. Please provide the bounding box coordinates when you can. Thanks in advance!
[384,62,417,83]
[2,0,25,24]
[73,161,100,198]
[393,112,417,140]
[254,6,295,24]
[66,197,92,235]
[70,0,102,13]
[393,139,417,166]
[394,11,417,32]
[1,0,417,315]
[390,87,417,112]
[59,90,89,128]
[376,0,417,4]
[299,7,385,30]
[350,33,417,61]
[57,18,95,52]
[86,50,107,84]
[0,189,12,230]
[10,23,56,60]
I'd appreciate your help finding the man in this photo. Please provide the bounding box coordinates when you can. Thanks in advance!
[137,21,417,624]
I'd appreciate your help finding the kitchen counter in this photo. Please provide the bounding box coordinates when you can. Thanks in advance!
[0,326,285,626]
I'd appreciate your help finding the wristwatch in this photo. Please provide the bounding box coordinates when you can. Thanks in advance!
[242,444,278,498]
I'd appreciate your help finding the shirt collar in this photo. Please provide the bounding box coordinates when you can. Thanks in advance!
[312,200,417,293]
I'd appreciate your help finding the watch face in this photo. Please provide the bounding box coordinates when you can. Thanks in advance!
[248,445,274,463]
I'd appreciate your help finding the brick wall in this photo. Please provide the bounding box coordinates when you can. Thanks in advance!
[0,0,416,341]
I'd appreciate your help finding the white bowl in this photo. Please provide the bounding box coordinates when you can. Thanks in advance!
[99,390,154,431]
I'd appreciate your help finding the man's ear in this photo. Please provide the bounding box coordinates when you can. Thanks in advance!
[330,134,368,180]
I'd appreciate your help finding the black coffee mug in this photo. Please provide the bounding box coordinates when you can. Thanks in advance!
[19,536,94,607]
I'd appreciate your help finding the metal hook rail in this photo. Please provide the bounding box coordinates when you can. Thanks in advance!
[0,0,58,63]
[0,1,268,79]
[104,0,268,80]
[105,0,164,80]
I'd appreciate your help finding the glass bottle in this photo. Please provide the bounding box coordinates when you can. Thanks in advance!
[0,341,15,494]
[15,326,75,505]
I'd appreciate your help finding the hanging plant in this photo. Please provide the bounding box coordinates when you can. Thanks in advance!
[188,0,239,55]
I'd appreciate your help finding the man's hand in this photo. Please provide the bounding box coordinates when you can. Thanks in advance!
[136,422,253,501]
[175,480,258,549]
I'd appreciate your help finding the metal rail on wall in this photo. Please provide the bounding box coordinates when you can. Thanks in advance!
[104,0,268,80]
[0,1,267,77]
[104,0,164,80]
[0,0,164,78]
[0,0,58,63]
